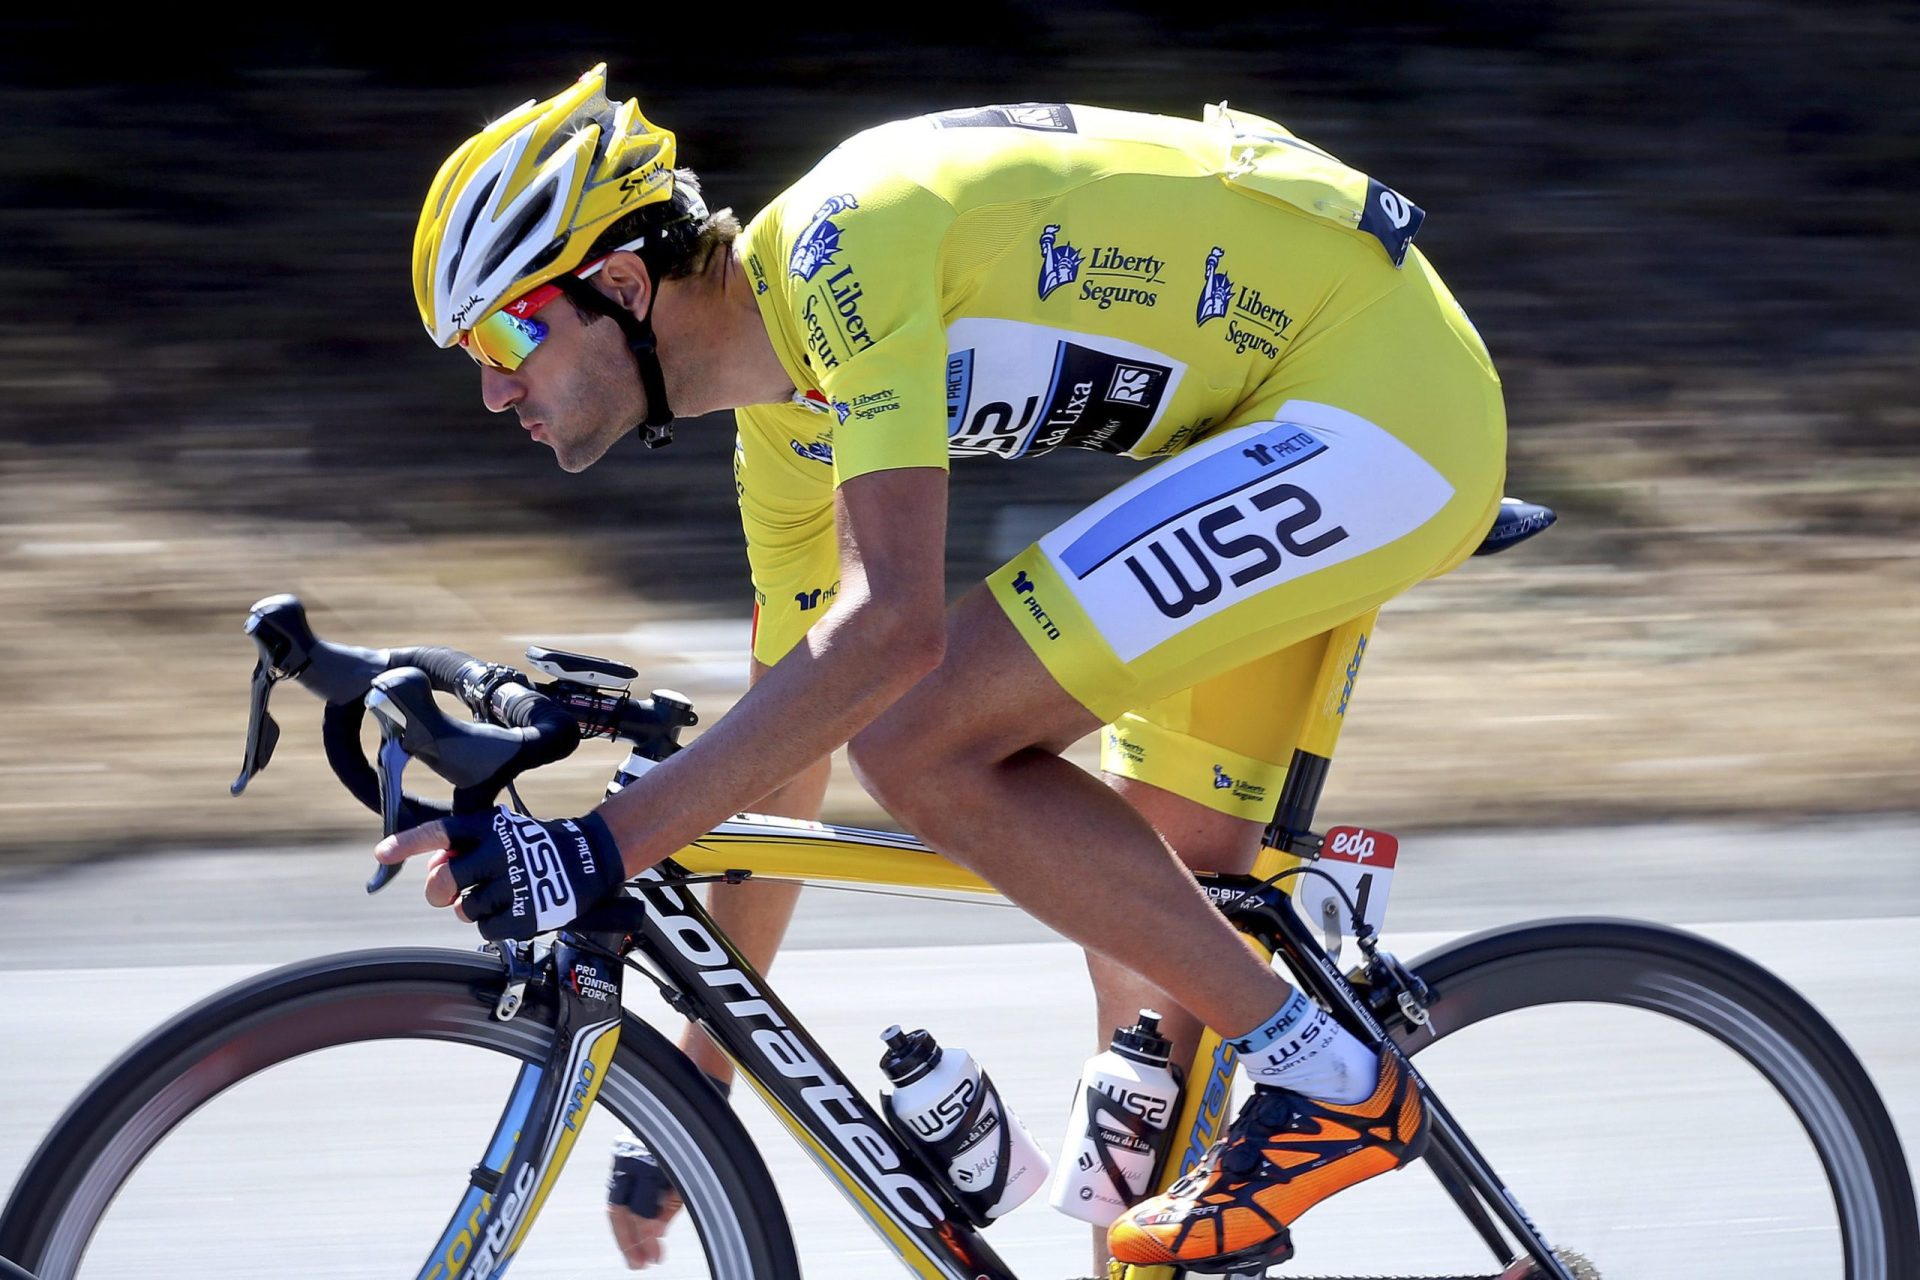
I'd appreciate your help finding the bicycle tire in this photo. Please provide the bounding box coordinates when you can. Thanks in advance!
[1390,917,1917,1280]
[0,947,801,1279]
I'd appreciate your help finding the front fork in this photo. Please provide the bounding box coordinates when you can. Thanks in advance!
[414,931,629,1280]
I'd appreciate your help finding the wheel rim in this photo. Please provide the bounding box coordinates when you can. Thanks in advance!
[30,978,760,1279]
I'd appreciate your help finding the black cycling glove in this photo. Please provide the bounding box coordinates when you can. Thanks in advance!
[442,806,626,941]
[608,1074,730,1217]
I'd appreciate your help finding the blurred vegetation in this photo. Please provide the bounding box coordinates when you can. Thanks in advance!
[1,7,1916,859]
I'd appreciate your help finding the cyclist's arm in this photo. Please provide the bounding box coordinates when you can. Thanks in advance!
[588,465,947,873]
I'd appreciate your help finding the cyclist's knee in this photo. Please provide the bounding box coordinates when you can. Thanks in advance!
[849,712,999,818]
[846,716,922,810]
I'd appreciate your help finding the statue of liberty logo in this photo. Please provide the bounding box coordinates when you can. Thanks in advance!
[1036,224,1083,300]
[1196,247,1233,325]
[790,194,859,281]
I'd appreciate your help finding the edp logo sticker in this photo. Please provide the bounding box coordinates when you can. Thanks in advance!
[1297,825,1401,938]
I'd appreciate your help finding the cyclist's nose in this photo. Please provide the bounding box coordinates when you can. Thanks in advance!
[480,365,523,413]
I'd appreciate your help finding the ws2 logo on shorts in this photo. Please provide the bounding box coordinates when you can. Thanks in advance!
[1039,402,1455,661]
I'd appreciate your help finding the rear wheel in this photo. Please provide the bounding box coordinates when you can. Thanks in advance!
[1369,919,1918,1279]
[0,948,801,1279]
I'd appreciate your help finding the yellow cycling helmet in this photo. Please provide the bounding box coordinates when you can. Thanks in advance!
[414,64,703,443]
[412,63,684,348]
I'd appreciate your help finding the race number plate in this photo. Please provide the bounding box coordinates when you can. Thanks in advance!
[1293,826,1399,940]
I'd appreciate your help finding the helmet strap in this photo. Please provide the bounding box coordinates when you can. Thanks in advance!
[553,273,676,448]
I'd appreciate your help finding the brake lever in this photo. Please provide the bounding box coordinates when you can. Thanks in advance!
[230,658,282,796]
[363,667,526,894]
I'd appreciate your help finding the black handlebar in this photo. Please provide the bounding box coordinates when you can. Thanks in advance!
[231,593,698,891]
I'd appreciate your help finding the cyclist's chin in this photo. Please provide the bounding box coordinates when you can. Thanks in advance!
[545,424,622,474]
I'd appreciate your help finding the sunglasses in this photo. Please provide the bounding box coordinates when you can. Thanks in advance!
[458,237,646,371]
[459,282,566,371]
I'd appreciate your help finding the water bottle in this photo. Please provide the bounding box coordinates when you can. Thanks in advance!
[878,1025,1049,1225]
[1048,1010,1182,1226]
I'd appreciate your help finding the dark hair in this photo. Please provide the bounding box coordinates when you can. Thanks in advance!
[583,168,741,285]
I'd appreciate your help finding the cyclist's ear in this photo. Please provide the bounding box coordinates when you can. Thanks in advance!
[593,251,654,321]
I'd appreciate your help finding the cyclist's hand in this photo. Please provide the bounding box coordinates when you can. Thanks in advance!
[374,806,626,940]
[607,1142,684,1269]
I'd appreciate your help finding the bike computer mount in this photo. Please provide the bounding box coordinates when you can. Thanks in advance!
[524,645,638,692]
[521,644,697,757]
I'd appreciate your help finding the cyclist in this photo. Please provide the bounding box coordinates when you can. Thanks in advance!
[388,65,1505,1273]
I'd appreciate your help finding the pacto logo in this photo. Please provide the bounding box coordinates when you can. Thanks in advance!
[1124,482,1349,619]
[1008,571,1060,640]
[1336,633,1368,716]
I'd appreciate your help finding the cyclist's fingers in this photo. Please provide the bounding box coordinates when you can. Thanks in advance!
[423,849,462,909]
[373,818,452,866]
[376,810,495,867]
[608,1204,666,1268]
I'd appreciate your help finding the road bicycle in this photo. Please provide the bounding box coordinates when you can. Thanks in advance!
[1,499,1913,1279]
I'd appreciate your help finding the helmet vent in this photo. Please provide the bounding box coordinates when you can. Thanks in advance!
[444,171,500,289]
[523,237,566,276]
[479,187,557,280]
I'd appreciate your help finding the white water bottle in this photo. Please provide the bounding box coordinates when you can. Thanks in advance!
[1049,1010,1182,1226]
[879,1025,1049,1224]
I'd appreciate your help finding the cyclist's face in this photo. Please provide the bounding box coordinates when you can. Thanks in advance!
[479,300,646,473]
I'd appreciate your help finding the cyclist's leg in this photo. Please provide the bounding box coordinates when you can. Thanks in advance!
[854,413,1497,1033]
[1081,637,1327,1271]
[1078,782,1259,1272]
[1086,624,1334,1058]
[1100,258,1507,1269]
[857,256,1505,1268]
[1084,625,1328,1071]
[1086,777,1259,1071]
[690,427,844,1086]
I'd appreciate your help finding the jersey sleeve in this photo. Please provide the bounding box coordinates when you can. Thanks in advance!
[765,168,955,485]
[731,406,840,668]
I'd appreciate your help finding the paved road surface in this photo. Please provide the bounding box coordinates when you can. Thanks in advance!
[1,818,1915,1276]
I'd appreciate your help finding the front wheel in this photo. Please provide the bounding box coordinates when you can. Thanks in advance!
[1382,918,1916,1279]
[0,948,801,1279]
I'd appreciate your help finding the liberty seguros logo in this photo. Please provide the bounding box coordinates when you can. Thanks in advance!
[790,193,859,281]
[1037,224,1084,300]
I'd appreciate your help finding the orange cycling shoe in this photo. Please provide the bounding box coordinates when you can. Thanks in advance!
[1107,1052,1428,1272]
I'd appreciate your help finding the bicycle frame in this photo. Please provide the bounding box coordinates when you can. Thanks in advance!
[424,605,1575,1280]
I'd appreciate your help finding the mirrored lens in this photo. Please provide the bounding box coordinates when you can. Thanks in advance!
[462,309,549,370]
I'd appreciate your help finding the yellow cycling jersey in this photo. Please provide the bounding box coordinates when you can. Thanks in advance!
[736,101,1434,483]
[733,102,1506,817]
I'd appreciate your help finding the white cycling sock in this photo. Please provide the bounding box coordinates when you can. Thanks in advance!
[1228,990,1380,1105]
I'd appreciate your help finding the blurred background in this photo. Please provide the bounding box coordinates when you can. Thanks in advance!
[3,11,1918,1273]
[1,5,1916,859]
